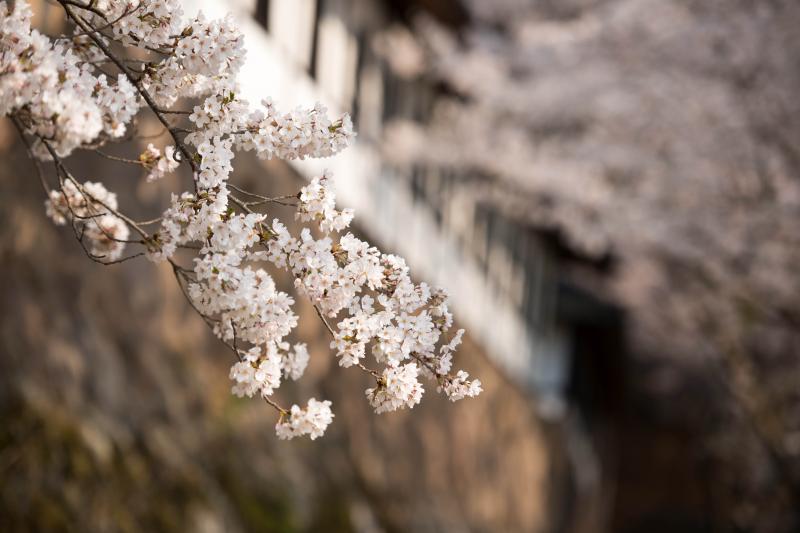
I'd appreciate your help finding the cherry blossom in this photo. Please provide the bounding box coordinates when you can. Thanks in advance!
[140,144,180,183]
[275,398,334,440]
[45,180,130,261]
[4,0,481,441]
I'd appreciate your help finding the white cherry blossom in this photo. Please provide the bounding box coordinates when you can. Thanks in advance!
[366,362,424,413]
[275,398,334,440]
[5,0,480,441]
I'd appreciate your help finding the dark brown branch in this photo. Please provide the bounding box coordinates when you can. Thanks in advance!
[93,149,142,165]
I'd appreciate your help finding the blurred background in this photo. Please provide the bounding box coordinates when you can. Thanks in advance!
[2,0,800,531]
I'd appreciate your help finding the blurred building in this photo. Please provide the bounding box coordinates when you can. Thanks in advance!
[178,0,628,530]
[188,0,608,423]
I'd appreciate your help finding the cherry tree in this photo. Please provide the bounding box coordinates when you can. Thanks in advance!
[0,0,480,441]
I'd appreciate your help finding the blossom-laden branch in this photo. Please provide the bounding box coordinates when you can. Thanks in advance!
[1,0,481,440]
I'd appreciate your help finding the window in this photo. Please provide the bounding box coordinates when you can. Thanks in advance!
[255,0,269,28]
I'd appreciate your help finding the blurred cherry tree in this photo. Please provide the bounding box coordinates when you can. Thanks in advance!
[381,0,800,530]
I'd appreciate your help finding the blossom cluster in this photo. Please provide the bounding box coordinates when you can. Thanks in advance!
[0,1,140,157]
[143,12,246,108]
[296,170,354,233]
[140,144,180,183]
[229,343,309,398]
[237,99,355,161]
[5,0,481,441]
[275,398,334,440]
[94,0,184,48]
[45,180,130,261]
[260,177,482,413]
[367,363,423,413]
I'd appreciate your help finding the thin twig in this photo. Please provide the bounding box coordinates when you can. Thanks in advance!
[93,149,142,165]
[135,216,163,226]
[229,184,298,206]
[60,0,107,19]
